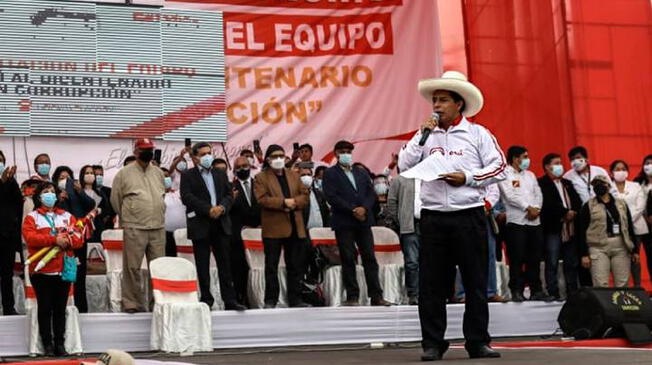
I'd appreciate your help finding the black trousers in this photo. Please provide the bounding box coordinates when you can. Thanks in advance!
[419,207,490,351]
[230,235,249,305]
[505,223,544,295]
[192,224,236,307]
[73,242,88,313]
[0,240,16,314]
[31,274,70,346]
[263,236,308,305]
[165,231,177,257]
[335,226,383,300]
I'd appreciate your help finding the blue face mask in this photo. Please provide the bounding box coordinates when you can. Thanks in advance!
[37,164,51,176]
[314,179,323,190]
[519,158,530,171]
[164,177,172,189]
[96,175,104,187]
[0,162,5,176]
[551,164,564,178]
[41,192,57,208]
[338,153,353,167]
[374,183,389,195]
[200,154,214,170]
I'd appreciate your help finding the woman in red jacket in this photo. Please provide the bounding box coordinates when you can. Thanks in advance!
[23,182,83,357]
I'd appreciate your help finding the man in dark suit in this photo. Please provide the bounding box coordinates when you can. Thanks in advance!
[180,142,245,311]
[323,140,391,306]
[538,153,583,300]
[230,156,261,306]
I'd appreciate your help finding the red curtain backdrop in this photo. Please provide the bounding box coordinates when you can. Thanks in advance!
[462,0,651,174]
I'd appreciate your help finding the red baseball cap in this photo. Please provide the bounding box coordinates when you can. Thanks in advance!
[134,138,155,149]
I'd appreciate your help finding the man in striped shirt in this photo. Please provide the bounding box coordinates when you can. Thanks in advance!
[399,71,506,361]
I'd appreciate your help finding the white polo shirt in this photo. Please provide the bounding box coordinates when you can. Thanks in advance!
[498,166,543,226]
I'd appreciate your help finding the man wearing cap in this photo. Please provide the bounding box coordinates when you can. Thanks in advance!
[323,140,391,307]
[111,138,166,313]
[399,71,506,360]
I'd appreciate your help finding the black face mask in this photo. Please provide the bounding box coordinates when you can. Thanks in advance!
[139,149,154,163]
[594,183,609,196]
[236,168,251,180]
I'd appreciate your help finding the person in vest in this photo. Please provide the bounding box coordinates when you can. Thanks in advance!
[577,175,639,287]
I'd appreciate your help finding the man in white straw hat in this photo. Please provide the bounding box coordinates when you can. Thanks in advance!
[399,71,507,361]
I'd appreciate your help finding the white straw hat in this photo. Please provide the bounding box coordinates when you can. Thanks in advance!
[418,71,484,117]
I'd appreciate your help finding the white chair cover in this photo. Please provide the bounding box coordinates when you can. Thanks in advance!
[102,229,150,312]
[24,268,83,356]
[371,226,405,304]
[86,242,110,313]
[241,228,287,309]
[309,228,369,306]
[173,228,223,310]
[149,257,212,353]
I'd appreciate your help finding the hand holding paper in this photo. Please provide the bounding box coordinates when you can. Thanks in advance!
[400,153,455,182]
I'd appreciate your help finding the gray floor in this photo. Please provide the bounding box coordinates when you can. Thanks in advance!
[136,342,652,365]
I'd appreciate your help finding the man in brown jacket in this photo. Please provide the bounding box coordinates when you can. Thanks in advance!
[110,138,166,313]
[254,144,311,308]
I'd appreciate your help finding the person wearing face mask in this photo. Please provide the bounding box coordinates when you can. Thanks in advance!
[577,176,638,288]
[160,168,185,258]
[92,165,116,231]
[230,156,261,306]
[0,150,21,315]
[564,146,611,205]
[610,160,648,288]
[299,165,330,230]
[31,153,52,182]
[23,182,84,356]
[51,166,96,313]
[180,142,244,311]
[498,146,551,302]
[168,146,191,190]
[110,138,167,313]
[314,166,326,192]
[254,145,312,308]
[323,140,391,307]
[538,153,583,300]
[372,174,394,229]
[633,154,652,282]
[240,149,261,170]
[211,158,229,172]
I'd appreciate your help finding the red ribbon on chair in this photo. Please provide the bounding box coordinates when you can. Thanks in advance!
[102,240,124,251]
[151,278,198,293]
[25,286,36,299]
[176,246,194,254]
[311,238,338,246]
[374,244,402,252]
[243,240,264,251]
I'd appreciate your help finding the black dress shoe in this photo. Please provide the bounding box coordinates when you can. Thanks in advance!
[43,343,55,357]
[263,303,276,309]
[3,308,19,315]
[466,345,501,359]
[530,292,555,302]
[290,301,312,308]
[54,343,68,357]
[408,296,419,305]
[512,292,525,302]
[421,343,449,361]
[225,302,247,311]
[342,298,360,306]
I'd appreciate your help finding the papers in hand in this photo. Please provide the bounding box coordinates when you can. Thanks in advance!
[400,153,455,182]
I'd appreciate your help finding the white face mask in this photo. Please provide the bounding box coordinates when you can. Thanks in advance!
[300,175,313,188]
[247,157,256,166]
[613,170,628,183]
[270,157,285,170]
[177,160,188,172]
[645,164,652,177]
[83,174,95,185]
[571,158,587,172]
[58,179,67,190]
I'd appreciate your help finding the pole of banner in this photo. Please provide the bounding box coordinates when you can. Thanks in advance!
[220,142,232,171]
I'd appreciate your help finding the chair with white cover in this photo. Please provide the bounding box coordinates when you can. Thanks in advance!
[102,229,149,312]
[371,226,405,304]
[149,257,212,353]
[241,228,287,308]
[85,242,109,312]
[173,228,223,310]
[309,227,368,306]
[24,267,83,356]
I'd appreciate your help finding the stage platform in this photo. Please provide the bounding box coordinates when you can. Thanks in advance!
[0,302,562,357]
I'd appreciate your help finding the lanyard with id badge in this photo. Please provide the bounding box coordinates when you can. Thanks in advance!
[605,207,620,235]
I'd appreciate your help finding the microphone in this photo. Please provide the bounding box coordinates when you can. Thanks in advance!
[419,112,440,146]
